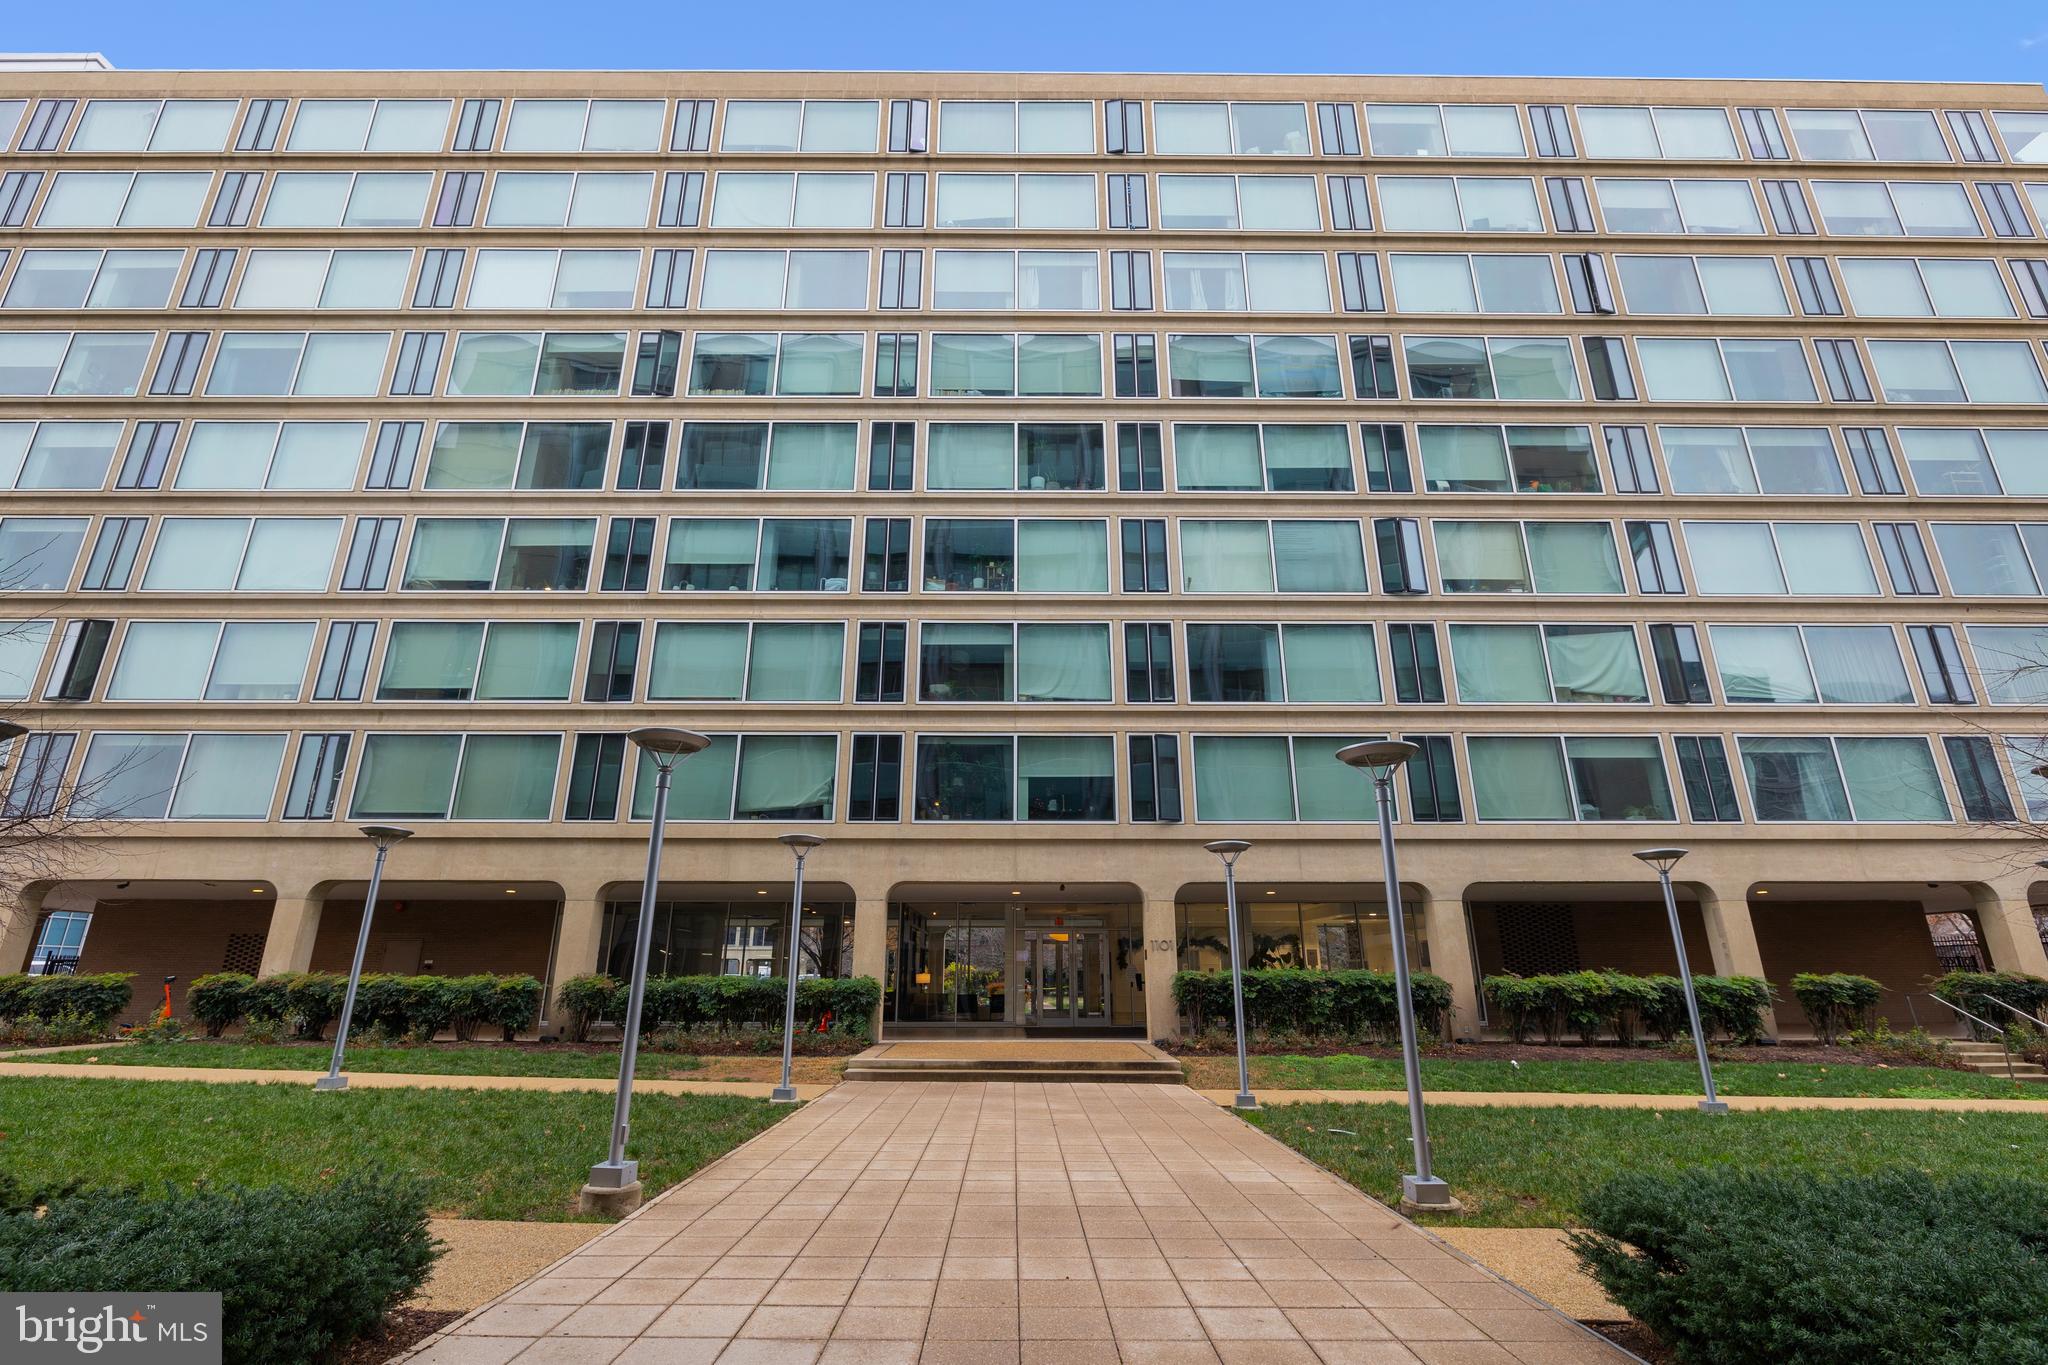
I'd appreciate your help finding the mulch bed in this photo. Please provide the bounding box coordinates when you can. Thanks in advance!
[335,1309,463,1365]
[1589,1320,1673,1362]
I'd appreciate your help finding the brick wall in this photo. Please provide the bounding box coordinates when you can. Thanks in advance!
[71,900,278,1024]
[308,898,557,982]
[1752,900,1946,1035]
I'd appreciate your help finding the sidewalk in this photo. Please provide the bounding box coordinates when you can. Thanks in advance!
[1193,1087,2048,1113]
[400,1081,1632,1364]
[0,1060,831,1101]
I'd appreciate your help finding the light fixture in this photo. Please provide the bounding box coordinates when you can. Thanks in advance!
[1632,848,1728,1116]
[1203,840,1257,1112]
[249,887,265,894]
[316,826,414,1093]
[756,889,768,896]
[1264,890,1276,896]
[1755,888,1770,896]
[1010,890,1021,896]
[504,888,517,895]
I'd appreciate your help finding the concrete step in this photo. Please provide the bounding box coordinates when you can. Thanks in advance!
[844,1064,1185,1085]
[843,1042,1187,1085]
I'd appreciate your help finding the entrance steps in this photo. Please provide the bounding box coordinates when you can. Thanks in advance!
[844,1040,1185,1085]
[1948,1040,2048,1082]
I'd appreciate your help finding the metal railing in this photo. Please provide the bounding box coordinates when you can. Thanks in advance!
[1976,995,2048,1033]
[1915,993,2016,1082]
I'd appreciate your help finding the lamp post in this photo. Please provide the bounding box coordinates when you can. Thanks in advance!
[772,833,825,1103]
[583,728,709,1213]
[1202,840,1257,1111]
[1337,740,1457,1212]
[1633,847,1728,1115]
[314,825,413,1092]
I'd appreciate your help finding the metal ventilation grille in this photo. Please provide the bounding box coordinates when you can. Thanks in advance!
[221,933,265,976]
[1495,904,1582,976]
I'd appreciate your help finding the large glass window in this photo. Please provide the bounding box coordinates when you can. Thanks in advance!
[920,519,1107,593]
[1578,106,1738,159]
[1163,252,1332,311]
[1172,424,1354,492]
[1469,735,1675,822]
[107,620,314,702]
[3,249,182,310]
[1155,102,1311,156]
[1179,520,1367,593]
[660,517,851,592]
[141,517,342,592]
[1930,522,2048,595]
[1191,735,1379,823]
[647,621,844,702]
[1434,520,1625,594]
[1389,253,1562,314]
[1450,623,1647,703]
[1838,258,2014,318]
[0,517,87,590]
[929,334,1102,398]
[1811,180,1979,237]
[1684,521,1880,595]
[1899,428,2048,497]
[0,421,124,491]
[38,171,211,228]
[1741,735,1947,822]
[207,332,389,397]
[933,173,1095,230]
[721,100,878,153]
[0,332,152,398]
[710,171,875,229]
[1156,175,1322,231]
[1377,176,1543,232]
[912,735,1112,822]
[935,101,1093,154]
[1867,340,2048,404]
[350,733,561,821]
[927,422,1106,491]
[1417,425,1600,494]
[1593,178,1763,234]
[1614,256,1790,315]
[1710,624,1912,704]
[1636,337,1816,402]
[1403,335,1581,400]
[78,732,287,821]
[931,251,1099,310]
[376,620,578,702]
[502,99,663,152]
[72,98,239,152]
[918,622,1111,702]
[1658,426,1845,495]
[1366,104,1525,157]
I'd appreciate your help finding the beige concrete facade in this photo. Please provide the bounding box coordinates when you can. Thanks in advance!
[4,70,2048,1038]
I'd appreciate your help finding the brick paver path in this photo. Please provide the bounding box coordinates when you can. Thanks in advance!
[403,1082,1628,1364]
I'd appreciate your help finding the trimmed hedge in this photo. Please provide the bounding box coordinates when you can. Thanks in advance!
[0,973,134,1034]
[1932,970,2048,1040]
[1790,972,1883,1045]
[1170,968,1454,1041]
[184,972,542,1043]
[1570,1169,2048,1364]
[1482,971,1775,1045]
[0,1172,437,1365]
[554,973,882,1043]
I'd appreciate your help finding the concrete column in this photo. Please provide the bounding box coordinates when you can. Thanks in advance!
[1694,888,1779,1039]
[1972,886,2048,978]
[0,886,53,974]
[1419,896,1481,1040]
[256,896,323,978]
[552,894,609,984]
[850,889,890,1037]
[1141,897,1179,1040]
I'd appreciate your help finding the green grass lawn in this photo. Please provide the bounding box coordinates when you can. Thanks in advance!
[11,1041,707,1079]
[0,1076,788,1220]
[1185,1053,2047,1100]
[1248,1101,2048,1227]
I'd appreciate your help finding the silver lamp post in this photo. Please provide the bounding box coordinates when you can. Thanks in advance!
[583,728,710,1211]
[314,825,413,1092]
[1337,740,1457,1212]
[772,833,825,1104]
[1202,839,1257,1111]
[1633,847,1728,1115]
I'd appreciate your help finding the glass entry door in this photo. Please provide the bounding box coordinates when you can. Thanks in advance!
[1025,930,1108,1025]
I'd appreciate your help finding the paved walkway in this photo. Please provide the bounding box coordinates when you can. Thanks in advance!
[1193,1088,2048,1113]
[0,1060,829,1101]
[401,1082,1629,1364]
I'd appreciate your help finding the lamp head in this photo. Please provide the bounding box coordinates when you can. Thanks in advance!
[1337,739,1421,781]
[359,825,414,849]
[0,720,28,745]
[779,833,826,853]
[1633,846,1688,875]
[629,727,712,761]
[1204,839,1251,866]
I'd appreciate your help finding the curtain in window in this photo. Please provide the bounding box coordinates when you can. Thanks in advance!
[1017,335,1100,396]
[108,621,218,701]
[666,519,757,588]
[1638,337,1732,401]
[1245,252,1331,311]
[404,518,502,590]
[1564,736,1674,820]
[380,621,482,699]
[633,735,739,820]
[699,251,786,310]
[466,248,556,308]
[476,622,576,700]
[426,422,522,491]
[1017,252,1097,310]
[140,517,246,591]
[1435,520,1528,591]
[935,173,1015,228]
[0,620,52,700]
[1803,625,1911,703]
[932,252,1014,309]
[1741,737,1852,820]
[784,250,867,310]
[175,423,279,489]
[1745,428,1842,495]
[1835,738,1947,822]
[1710,625,1816,703]
[268,423,364,490]
[938,102,1015,153]
[448,333,541,397]
[1158,175,1239,229]
[1254,334,1342,397]
[169,733,286,819]
[450,735,558,820]
[1449,624,1549,703]
[1932,524,2035,595]
[1016,623,1111,702]
[1774,523,1877,594]
[1486,337,1578,401]
[931,336,1015,398]
[678,423,768,490]
[1392,255,1477,312]
[1685,522,1785,594]
[1273,521,1366,592]
[736,735,836,819]
[1015,735,1113,820]
[1954,341,2048,404]
[765,424,856,491]
[776,334,862,396]
[1544,625,1646,701]
[1237,176,1322,231]
[495,517,593,591]
[1526,522,1623,593]
[1281,625,1380,703]
[1168,335,1254,395]
[1969,626,2048,702]
[1017,520,1106,591]
[648,621,747,699]
[746,623,843,701]
[238,519,340,591]
[291,333,386,397]
[1421,426,1510,492]
[1174,424,1262,491]
[1261,425,1352,492]
[793,173,873,229]
[1660,427,1753,493]
[1456,178,1542,232]
[1721,339,1814,402]
[351,734,461,819]
[1292,735,1373,821]
[208,621,315,700]
[1164,253,1247,310]
[928,423,1014,489]
[757,518,850,590]
[1469,736,1573,820]
[1193,736,1294,821]
[1868,341,1963,402]
[1180,520,1272,592]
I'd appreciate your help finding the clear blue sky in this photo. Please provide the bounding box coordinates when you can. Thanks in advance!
[11,0,2048,83]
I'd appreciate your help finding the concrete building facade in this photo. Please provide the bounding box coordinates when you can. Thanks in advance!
[3,68,2048,1035]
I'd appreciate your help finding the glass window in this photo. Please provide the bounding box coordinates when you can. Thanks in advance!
[0,517,86,589]
[1931,522,2041,595]
[49,333,151,397]
[1155,102,1233,155]
[1468,736,1574,821]
[1192,735,1296,821]
[3,421,122,491]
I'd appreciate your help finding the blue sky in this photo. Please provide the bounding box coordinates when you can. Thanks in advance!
[11,0,2048,82]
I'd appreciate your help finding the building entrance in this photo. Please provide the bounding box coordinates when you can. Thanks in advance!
[1023,929,1109,1025]
[885,900,1142,1031]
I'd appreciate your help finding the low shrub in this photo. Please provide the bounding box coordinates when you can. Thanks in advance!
[186,973,254,1038]
[280,972,345,1041]
[443,975,500,1042]
[556,974,623,1042]
[1931,970,2048,1040]
[1172,969,1452,1041]
[1842,1018,1957,1068]
[1790,972,1884,1044]
[485,975,543,1041]
[555,973,881,1041]
[1570,1169,2048,1364]
[0,973,134,1040]
[0,1172,438,1365]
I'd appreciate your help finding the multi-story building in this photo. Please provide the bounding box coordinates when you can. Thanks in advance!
[4,64,2048,1039]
